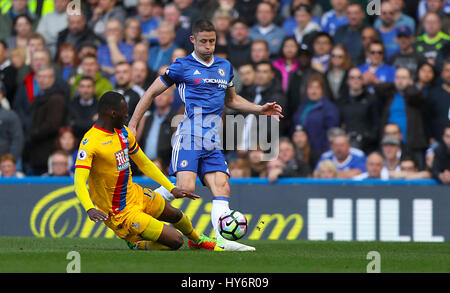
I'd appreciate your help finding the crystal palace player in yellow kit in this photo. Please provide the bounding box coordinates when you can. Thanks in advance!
[74,91,221,251]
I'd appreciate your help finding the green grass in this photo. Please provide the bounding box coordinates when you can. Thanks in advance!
[0,237,449,273]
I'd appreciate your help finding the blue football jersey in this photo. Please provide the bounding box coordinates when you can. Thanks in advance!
[161,52,234,150]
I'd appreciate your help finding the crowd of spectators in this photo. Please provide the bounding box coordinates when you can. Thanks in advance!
[0,0,449,185]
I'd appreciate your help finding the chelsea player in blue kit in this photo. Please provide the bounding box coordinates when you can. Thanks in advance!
[128,20,283,251]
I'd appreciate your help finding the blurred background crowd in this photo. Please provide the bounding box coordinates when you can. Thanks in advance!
[0,0,449,184]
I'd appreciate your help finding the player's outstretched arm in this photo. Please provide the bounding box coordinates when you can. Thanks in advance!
[130,148,200,200]
[225,87,284,121]
[128,77,169,135]
[74,168,108,222]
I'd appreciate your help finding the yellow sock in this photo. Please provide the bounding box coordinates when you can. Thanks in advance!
[133,240,170,250]
[172,213,200,243]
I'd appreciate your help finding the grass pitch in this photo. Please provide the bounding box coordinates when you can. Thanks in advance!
[0,237,449,273]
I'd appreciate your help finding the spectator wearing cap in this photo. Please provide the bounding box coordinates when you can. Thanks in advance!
[376,68,428,170]
[314,132,366,179]
[380,135,402,173]
[286,43,323,122]
[334,3,368,64]
[249,2,286,57]
[388,26,428,79]
[431,123,450,184]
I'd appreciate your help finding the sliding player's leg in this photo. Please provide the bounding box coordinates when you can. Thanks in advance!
[125,212,182,250]
[157,199,222,251]
[128,187,222,251]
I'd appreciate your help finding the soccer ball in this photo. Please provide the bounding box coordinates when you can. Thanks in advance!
[218,210,248,241]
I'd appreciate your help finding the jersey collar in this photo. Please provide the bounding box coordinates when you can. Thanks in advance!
[94,125,114,134]
[192,52,214,67]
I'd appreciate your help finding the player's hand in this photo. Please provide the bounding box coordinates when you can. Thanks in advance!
[87,208,108,223]
[260,102,284,122]
[171,187,200,200]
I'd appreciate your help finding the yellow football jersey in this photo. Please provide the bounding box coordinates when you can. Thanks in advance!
[75,125,141,215]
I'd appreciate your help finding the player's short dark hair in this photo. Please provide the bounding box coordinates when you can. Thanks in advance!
[192,19,216,37]
[98,91,125,115]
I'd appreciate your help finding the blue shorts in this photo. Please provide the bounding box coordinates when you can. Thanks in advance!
[169,135,230,183]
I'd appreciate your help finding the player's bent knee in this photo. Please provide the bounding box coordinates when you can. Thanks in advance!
[157,225,184,250]
[165,232,184,250]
